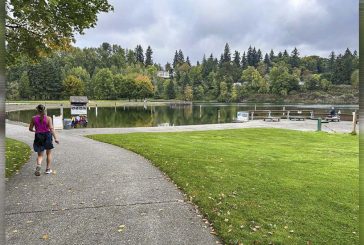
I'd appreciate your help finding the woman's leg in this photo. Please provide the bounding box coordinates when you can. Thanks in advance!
[37,151,44,165]
[46,149,52,170]
[35,151,43,176]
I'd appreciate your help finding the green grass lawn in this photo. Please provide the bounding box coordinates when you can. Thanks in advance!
[88,128,359,244]
[5,138,31,178]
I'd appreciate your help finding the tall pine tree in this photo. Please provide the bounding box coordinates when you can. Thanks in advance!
[145,46,153,66]
[241,52,248,70]
[223,43,231,63]
[290,47,300,68]
[135,45,144,64]
[233,50,241,67]
[186,56,191,66]
[178,49,185,63]
[173,50,179,68]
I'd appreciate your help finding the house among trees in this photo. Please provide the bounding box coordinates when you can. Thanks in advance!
[157,71,171,79]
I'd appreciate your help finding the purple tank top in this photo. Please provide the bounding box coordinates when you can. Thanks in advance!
[33,115,50,133]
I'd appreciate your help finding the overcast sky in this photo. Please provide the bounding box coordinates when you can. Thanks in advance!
[74,0,358,65]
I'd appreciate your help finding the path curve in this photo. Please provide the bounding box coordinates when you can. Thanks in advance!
[5,123,220,245]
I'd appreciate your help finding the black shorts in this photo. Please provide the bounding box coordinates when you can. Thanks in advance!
[33,132,54,152]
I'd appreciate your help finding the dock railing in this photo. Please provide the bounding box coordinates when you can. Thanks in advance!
[248,110,314,120]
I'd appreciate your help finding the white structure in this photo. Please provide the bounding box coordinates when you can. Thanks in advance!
[157,71,170,79]
[236,111,249,122]
[53,115,63,130]
[70,96,88,115]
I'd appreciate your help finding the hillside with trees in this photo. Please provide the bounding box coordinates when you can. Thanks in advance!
[6,42,359,104]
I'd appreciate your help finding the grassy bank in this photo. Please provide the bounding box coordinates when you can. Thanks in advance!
[5,138,31,178]
[89,128,358,244]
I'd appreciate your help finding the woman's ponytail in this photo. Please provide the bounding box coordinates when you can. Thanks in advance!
[36,104,46,124]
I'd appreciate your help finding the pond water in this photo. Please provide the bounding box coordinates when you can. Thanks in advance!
[7,103,358,128]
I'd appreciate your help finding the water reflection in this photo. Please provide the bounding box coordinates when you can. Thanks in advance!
[6,103,358,128]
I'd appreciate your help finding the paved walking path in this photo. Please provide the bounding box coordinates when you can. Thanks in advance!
[5,124,220,245]
[5,120,357,244]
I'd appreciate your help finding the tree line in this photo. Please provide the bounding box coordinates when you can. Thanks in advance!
[6,42,359,102]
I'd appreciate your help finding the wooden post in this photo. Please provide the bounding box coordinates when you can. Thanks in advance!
[60,104,63,116]
[254,104,257,111]
[268,111,271,117]
[352,111,357,134]
[200,105,202,118]
[287,111,290,120]
[95,104,98,117]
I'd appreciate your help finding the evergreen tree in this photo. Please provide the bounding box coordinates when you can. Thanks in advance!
[165,62,172,72]
[283,49,289,58]
[233,51,241,67]
[145,46,153,66]
[223,43,231,62]
[247,46,254,66]
[328,51,336,73]
[264,53,271,66]
[166,80,176,99]
[251,47,257,66]
[186,56,191,66]
[290,47,300,68]
[331,54,345,84]
[173,50,179,69]
[178,49,185,64]
[257,49,262,63]
[219,54,224,68]
[135,45,144,64]
[269,49,275,62]
[241,52,248,70]
[126,49,136,65]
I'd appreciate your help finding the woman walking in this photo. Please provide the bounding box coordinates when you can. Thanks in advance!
[29,105,59,176]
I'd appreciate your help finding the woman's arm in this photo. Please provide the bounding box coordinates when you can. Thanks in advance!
[47,116,59,144]
[29,117,35,132]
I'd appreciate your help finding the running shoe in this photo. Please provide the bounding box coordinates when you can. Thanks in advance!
[45,169,52,174]
[35,166,41,176]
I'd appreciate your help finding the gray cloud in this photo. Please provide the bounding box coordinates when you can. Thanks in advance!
[74,0,358,65]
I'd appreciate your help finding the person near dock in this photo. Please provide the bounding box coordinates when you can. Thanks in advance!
[330,107,336,117]
[29,104,60,176]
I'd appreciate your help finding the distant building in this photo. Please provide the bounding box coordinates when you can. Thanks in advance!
[157,71,171,79]
[233,82,242,87]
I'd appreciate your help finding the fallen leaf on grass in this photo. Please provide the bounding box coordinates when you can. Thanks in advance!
[41,234,49,240]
